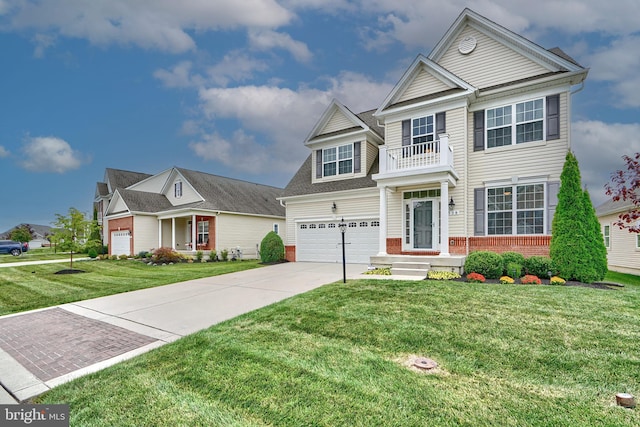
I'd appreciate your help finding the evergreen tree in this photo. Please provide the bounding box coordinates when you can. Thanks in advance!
[583,189,608,281]
[550,152,593,282]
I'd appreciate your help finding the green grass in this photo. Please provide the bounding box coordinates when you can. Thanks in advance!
[606,270,640,286]
[0,259,261,315]
[37,277,640,426]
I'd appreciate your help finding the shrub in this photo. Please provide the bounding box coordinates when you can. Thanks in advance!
[550,276,566,286]
[260,231,285,263]
[499,276,515,284]
[364,267,391,275]
[208,250,217,262]
[506,262,522,279]
[501,252,525,274]
[524,256,553,278]
[196,250,204,262]
[464,251,503,279]
[466,272,486,283]
[151,247,183,264]
[137,251,150,259]
[521,275,542,285]
[119,254,128,260]
[427,270,462,280]
[220,249,228,262]
[88,248,98,259]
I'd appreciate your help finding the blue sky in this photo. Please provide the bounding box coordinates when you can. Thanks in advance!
[1,0,639,233]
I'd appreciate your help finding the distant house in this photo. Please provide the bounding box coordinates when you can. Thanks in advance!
[596,198,640,275]
[279,8,588,271]
[95,167,285,257]
[1,224,52,248]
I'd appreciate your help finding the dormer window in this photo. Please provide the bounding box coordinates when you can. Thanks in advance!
[174,181,182,198]
[323,143,353,177]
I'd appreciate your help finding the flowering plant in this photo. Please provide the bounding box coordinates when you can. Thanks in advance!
[428,270,462,280]
[499,276,515,284]
[550,276,566,285]
[520,275,542,285]
[466,272,486,283]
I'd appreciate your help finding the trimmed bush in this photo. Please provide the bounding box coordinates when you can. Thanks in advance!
[501,252,525,275]
[151,247,183,264]
[464,251,503,279]
[524,256,553,279]
[260,231,285,263]
[208,250,217,261]
[506,262,522,279]
[88,248,98,259]
[196,250,204,262]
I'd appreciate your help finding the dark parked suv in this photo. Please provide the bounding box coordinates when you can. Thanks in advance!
[0,240,29,256]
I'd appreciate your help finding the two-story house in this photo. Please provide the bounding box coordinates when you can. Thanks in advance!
[95,167,285,257]
[279,8,588,272]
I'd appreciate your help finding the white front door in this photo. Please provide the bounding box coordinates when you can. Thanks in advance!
[405,199,439,250]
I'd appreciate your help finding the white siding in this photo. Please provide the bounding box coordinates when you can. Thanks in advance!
[133,215,159,254]
[600,213,640,275]
[366,140,378,173]
[396,68,451,103]
[129,170,172,192]
[439,27,549,90]
[217,214,286,259]
[323,109,354,134]
[110,196,128,213]
[284,191,379,246]
[165,177,201,206]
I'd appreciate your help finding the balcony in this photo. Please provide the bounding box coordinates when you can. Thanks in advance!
[374,134,458,185]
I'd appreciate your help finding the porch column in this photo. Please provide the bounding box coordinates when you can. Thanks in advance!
[440,180,450,256]
[378,186,388,256]
[171,217,176,250]
[191,214,197,252]
[158,219,162,248]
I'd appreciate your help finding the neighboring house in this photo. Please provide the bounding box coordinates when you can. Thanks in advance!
[279,8,588,270]
[1,224,52,248]
[596,198,640,275]
[95,167,285,257]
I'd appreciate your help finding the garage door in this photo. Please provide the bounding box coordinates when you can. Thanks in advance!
[111,230,131,256]
[297,220,379,264]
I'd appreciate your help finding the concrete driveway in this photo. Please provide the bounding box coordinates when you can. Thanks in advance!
[0,262,367,403]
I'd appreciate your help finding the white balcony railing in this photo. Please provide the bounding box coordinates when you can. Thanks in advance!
[378,134,453,174]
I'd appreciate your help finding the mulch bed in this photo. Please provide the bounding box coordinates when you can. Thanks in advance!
[453,277,622,290]
[54,269,86,274]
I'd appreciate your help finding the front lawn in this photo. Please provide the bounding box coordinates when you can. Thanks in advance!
[37,277,640,426]
[0,259,261,316]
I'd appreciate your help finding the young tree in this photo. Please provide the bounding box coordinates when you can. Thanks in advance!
[583,189,608,280]
[604,152,640,232]
[9,224,34,243]
[52,207,89,270]
[550,152,605,283]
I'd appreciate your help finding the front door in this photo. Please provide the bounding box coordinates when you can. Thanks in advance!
[405,199,439,250]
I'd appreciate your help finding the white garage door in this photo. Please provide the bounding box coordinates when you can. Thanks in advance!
[111,230,131,256]
[297,219,379,264]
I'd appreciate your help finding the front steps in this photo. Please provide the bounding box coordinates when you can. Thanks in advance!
[371,255,466,275]
[391,261,430,278]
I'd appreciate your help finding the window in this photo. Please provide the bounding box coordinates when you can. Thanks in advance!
[197,221,208,244]
[300,224,307,229]
[371,221,380,227]
[328,223,336,228]
[637,233,640,249]
[412,116,434,144]
[486,98,544,148]
[273,223,279,235]
[359,222,368,227]
[309,224,317,229]
[603,225,610,248]
[487,184,544,235]
[348,222,357,228]
[323,144,353,177]
[318,224,326,229]
[174,181,182,198]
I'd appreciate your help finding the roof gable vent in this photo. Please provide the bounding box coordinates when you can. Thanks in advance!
[458,36,477,54]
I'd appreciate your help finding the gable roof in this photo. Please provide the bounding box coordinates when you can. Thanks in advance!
[105,168,153,191]
[596,197,636,217]
[305,100,384,145]
[282,154,378,198]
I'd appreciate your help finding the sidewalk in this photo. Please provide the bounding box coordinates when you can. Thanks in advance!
[0,262,368,403]
[0,258,90,268]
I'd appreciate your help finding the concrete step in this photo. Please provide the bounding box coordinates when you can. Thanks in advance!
[391,262,431,270]
[391,267,429,277]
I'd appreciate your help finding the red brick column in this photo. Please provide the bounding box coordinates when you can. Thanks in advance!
[285,245,296,262]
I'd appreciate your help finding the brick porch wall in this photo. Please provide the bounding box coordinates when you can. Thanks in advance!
[447,235,551,256]
[108,216,133,255]
[285,245,296,262]
[386,238,440,256]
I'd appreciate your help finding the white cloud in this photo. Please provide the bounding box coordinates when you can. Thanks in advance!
[20,136,88,173]
[3,0,293,53]
[154,61,204,88]
[31,33,56,58]
[248,29,312,63]
[0,145,9,157]
[572,120,640,206]
[189,130,273,173]
[206,51,269,86]
[582,36,640,107]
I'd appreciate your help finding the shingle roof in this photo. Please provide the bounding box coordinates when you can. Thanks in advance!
[116,189,176,213]
[95,182,109,197]
[283,155,378,197]
[356,109,384,139]
[547,47,583,68]
[105,168,153,190]
[595,198,635,217]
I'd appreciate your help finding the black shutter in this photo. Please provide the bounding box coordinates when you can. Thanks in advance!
[436,112,446,136]
[474,188,485,235]
[353,141,361,173]
[547,181,560,234]
[473,110,485,151]
[402,119,411,146]
[315,149,322,179]
[546,94,560,140]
